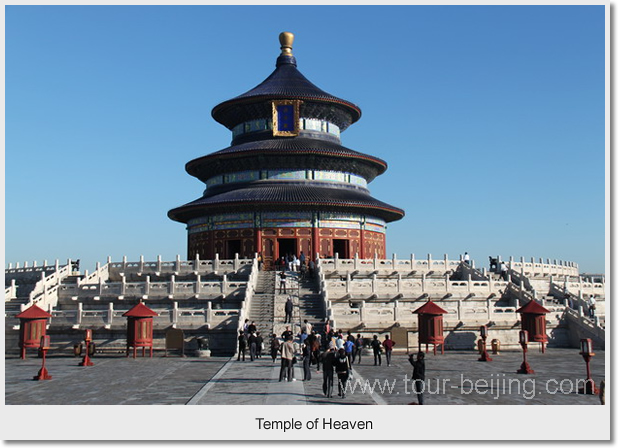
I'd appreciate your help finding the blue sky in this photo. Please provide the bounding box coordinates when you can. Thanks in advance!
[5,5,606,274]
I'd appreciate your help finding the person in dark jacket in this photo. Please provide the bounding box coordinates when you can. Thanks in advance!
[354,334,363,364]
[302,341,312,381]
[335,348,351,398]
[237,330,246,361]
[248,332,258,361]
[248,321,257,334]
[383,335,395,366]
[255,331,263,359]
[270,333,280,363]
[284,296,293,323]
[321,347,336,398]
[409,351,426,405]
[371,335,382,366]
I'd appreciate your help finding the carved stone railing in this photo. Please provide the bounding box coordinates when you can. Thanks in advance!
[108,254,254,278]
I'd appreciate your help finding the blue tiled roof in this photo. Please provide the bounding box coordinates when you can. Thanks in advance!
[168,182,404,223]
[211,55,361,128]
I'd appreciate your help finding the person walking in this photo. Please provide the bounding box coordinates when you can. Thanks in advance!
[255,331,263,359]
[383,334,395,366]
[279,271,287,294]
[237,330,247,361]
[371,335,382,366]
[463,252,470,265]
[344,336,355,369]
[270,333,280,363]
[335,348,351,398]
[321,347,336,398]
[302,341,312,381]
[500,262,508,281]
[284,297,293,323]
[354,334,363,364]
[588,295,596,318]
[335,334,345,351]
[248,332,258,361]
[279,336,295,382]
[409,351,426,405]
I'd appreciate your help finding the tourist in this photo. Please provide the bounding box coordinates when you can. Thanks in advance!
[281,325,293,341]
[257,252,263,271]
[335,348,351,398]
[279,335,295,382]
[303,319,312,334]
[383,334,395,366]
[302,340,312,381]
[463,252,470,265]
[284,296,293,323]
[344,335,355,369]
[308,259,316,278]
[248,332,258,361]
[335,334,345,350]
[270,333,280,363]
[321,347,336,398]
[256,331,263,358]
[500,262,508,281]
[354,334,363,364]
[237,330,246,362]
[408,351,426,405]
[311,333,321,371]
[588,295,596,318]
[371,335,382,366]
[243,319,249,333]
[299,251,306,265]
[294,256,301,272]
[300,329,308,345]
[324,318,331,336]
[248,320,257,334]
[279,271,287,294]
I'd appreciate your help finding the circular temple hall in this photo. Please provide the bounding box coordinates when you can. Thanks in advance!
[168,32,404,267]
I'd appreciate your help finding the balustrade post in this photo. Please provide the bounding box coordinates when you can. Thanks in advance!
[397,273,402,293]
[393,300,399,321]
[145,276,151,295]
[121,275,126,295]
[122,255,127,271]
[195,252,200,273]
[487,298,492,320]
[77,302,83,326]
[457,300,462,321]
[206,301,213,323]
[467,274,472,293]
[354,253,359,270]
[223,274,228,294]
[392,253,396,269]
[196,274,201,295]
[24,261,28,268]
[139,255,144,272]
[334,252,339,270]
[372,273,377,293]
[427,253,432,270]
[411,253,415,271]
[176,254,181,273]
[359,300,365,323]
[346,274,351,294]
[107,256,112,264]
[108,302,114,326]
[373,252,378,270]
[445,272,450,292]
[234,253,239,271]
[156,255,162,273]
[421,273,426,293]
[215,253,220,271]
[169,275,175,295]
[173,301,179,327]
[98,277,103,295]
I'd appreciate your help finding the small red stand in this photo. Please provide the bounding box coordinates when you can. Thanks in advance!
[123,302,158,358]
[578,338,599,395]
[413,300,447,355]
[79,329,94,366]
[516,330,534,374]
[517,300,550,353]
[16,304,52,359]
[478,325,492,362]
[34,335,52,381]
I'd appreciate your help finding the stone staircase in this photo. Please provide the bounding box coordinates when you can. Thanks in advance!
[298,274,326,334]
[247,270,276,337]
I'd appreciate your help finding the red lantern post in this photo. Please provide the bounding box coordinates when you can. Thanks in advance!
[478,325,492,362]
[578,338,599,395]
[413,300,448,355]
[79,329,94,366]
[516,330,534,374]
[33,335,52,381]
[516,300,550,353]
[123,302,158,358]
[16,304,52,359]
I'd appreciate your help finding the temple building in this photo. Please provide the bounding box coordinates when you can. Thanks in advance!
[168,32,404,266]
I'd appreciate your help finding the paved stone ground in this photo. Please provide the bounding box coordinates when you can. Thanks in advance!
[5,348,605,405]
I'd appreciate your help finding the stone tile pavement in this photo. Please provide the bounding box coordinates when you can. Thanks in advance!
[5,348,605,405]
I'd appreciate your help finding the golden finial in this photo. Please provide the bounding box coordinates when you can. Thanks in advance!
[279,32,294,56]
